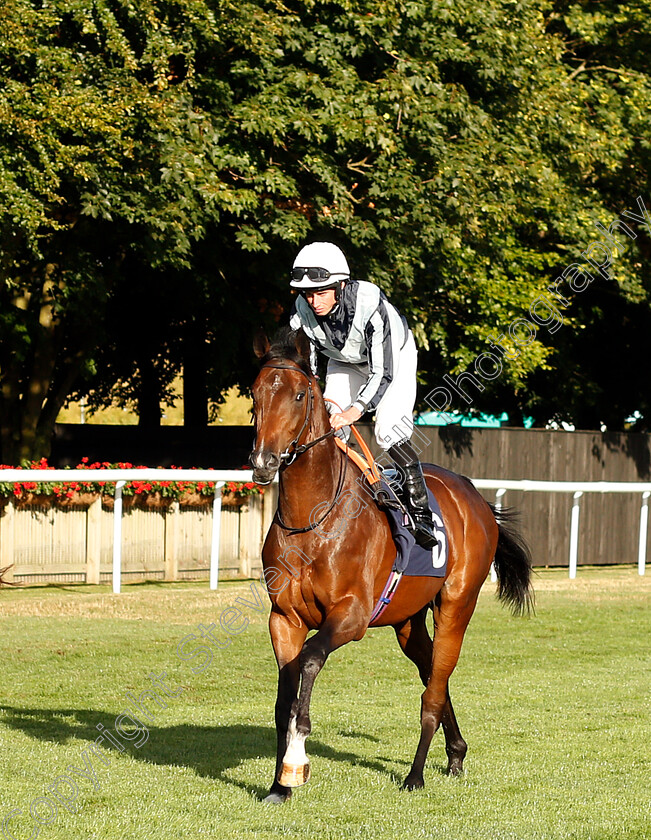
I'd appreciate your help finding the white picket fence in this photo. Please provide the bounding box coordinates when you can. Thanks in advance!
[0,471,647,592]
[0,469,276,593]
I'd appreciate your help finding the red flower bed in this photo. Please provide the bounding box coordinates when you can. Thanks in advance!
[0,459,264,505]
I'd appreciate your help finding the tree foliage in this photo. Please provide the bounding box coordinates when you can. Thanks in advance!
[522,1,651,429]
[0,0,233,459]
[1,0,650,460]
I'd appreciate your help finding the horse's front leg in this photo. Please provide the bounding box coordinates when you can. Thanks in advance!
[264,609,308,804]
[280,597,368,788]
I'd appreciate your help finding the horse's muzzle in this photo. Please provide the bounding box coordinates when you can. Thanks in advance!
[249,449,281,485]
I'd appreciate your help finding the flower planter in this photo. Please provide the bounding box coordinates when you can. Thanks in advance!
[12,493,56,509]
[221,492,250,508]
[0,459,263,516]
[102,492,175,512]
[134,491,175,511]
[178,490,215,509]
[54,492,99,509]
[12,491,100,509]
[101,494,138,511]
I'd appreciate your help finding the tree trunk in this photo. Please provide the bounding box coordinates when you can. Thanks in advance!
[183,318,208,429]
[0,275,60,463]
[137,353,162,428]
[0,349,86,463]
[0,387,23,464]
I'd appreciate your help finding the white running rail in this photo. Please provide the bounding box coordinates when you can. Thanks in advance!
[0,472,647,590]
[472,479,650,579]
[0,469,267,594]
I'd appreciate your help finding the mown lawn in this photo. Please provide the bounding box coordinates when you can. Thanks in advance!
[1,567,649,840]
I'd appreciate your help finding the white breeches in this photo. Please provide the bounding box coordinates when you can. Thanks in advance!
[323,332,417,450]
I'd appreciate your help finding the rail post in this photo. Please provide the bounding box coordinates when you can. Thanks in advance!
[569,491,583,579]
[0,500,15,583]
[638,491,650,576]
[210,482,225,590]
[112,481,126,594]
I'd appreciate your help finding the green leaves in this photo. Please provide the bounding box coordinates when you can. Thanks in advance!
[2,0,651,460]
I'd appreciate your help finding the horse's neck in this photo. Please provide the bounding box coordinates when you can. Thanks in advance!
[278,410,342,523]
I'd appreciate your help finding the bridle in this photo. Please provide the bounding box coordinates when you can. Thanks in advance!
[258,362,347,534]
[261,363,334,466]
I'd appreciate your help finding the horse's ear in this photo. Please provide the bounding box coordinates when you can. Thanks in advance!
[294,328,311,364]
[253,329,270,359]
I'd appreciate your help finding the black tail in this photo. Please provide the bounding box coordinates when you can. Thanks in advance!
[490,506,534,616]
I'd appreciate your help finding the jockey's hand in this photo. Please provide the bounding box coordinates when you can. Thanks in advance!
[329,406,363,431]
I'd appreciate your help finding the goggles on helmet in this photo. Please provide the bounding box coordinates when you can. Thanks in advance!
[291,267,337,282]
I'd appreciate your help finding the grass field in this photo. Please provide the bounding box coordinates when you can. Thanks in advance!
[1,567,649,840]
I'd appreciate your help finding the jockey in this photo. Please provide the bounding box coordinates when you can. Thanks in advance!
[289,241,438,549]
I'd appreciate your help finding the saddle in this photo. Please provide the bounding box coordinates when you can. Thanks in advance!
[336,429,447,570]
[336,428,448,625]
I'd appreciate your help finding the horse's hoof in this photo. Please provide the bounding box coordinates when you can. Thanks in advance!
[402,774,425,791]
[278,761,311,788]
[262,791,290,805]
[447,760,464,777]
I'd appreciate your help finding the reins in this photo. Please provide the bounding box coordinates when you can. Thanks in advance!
[275,448,348,534]
[260,362,346,534]
[334,425,382,486]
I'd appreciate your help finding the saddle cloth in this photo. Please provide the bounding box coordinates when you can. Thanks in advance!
[334,435,448,578]
[380,475,448,578]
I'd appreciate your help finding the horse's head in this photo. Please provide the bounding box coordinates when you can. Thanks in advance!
[249,327,317,485]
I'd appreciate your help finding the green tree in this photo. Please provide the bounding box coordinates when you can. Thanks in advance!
[0,0,249,460]
[191,0,651,427]
[514,0,651,430]
[3,0,651,463]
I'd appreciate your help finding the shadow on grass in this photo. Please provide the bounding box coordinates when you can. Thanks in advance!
[0,706,402,798]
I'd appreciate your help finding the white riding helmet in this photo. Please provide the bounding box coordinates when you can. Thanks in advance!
[290,242,350,291]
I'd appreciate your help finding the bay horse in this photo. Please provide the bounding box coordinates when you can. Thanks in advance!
[250,327,533,804]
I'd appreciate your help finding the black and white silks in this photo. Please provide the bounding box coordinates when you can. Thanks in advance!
[289,280,410,414]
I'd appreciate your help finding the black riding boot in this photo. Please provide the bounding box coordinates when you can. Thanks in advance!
[387,440,438,550]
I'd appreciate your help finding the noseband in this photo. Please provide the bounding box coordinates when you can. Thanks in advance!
[259,362,347,534]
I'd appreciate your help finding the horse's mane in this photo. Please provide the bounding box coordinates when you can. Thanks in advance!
[260,326,313,378]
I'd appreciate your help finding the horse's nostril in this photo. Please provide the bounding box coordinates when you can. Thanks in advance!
[267,453,281,470]
[250,449,281,472]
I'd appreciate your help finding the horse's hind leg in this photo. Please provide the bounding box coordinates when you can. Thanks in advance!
[440,690,467,776]
[402,589,479,790]
[394,607,467,779]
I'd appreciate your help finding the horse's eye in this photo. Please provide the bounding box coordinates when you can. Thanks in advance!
[296,392,306,402]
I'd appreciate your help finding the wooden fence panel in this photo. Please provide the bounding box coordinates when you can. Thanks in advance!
[1,493,276,586]
[11,503,87,583]
[3,426,651,584]
[359,424,651,568]
[177,505,213,580]
[120,507,167,580]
